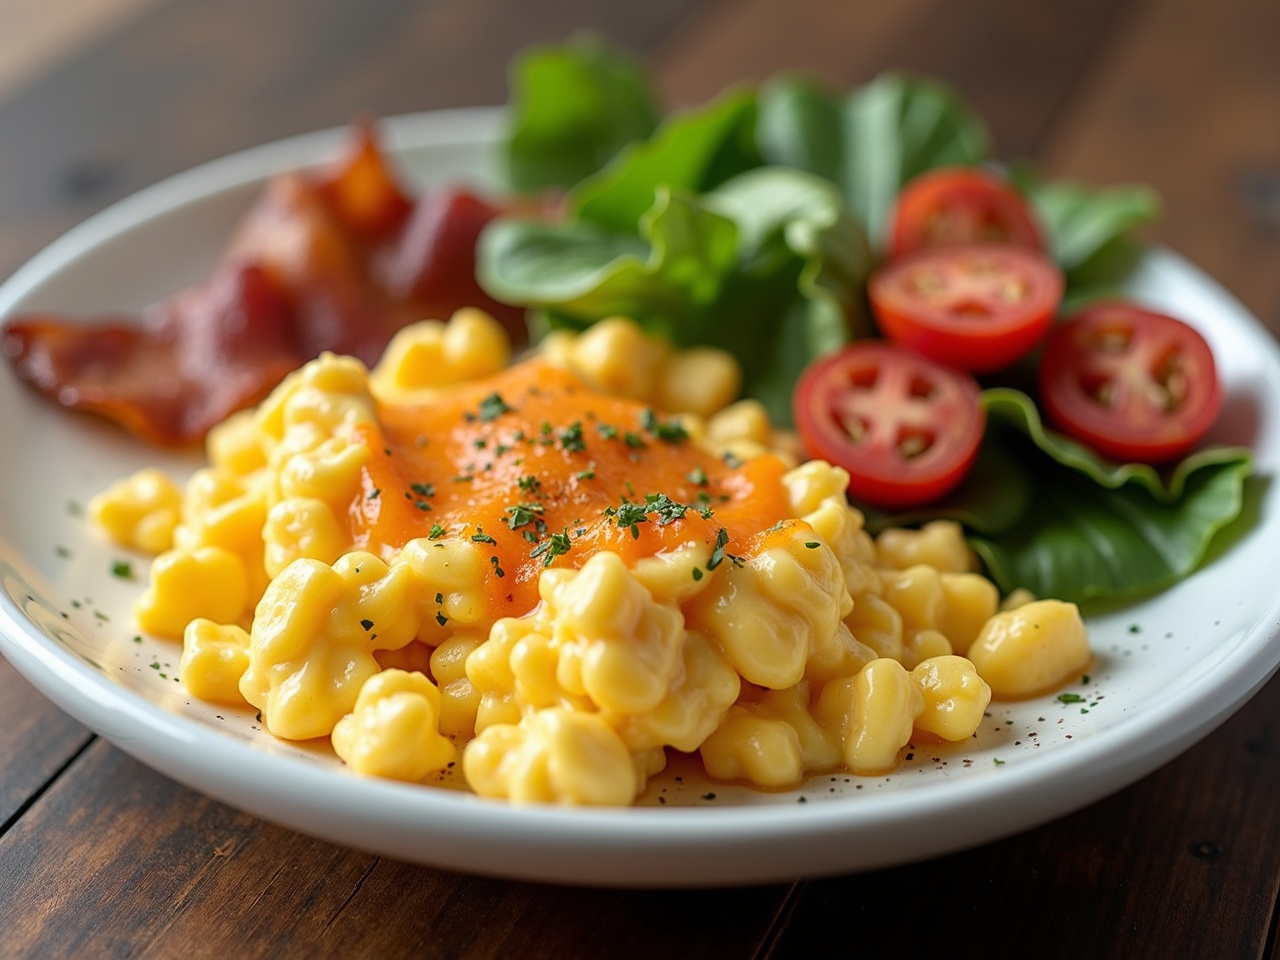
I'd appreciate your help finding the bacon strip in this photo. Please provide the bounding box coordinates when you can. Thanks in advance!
[1,122,527,446]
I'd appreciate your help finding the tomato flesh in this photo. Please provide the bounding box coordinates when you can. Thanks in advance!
[1039,301,1222,464]
[793,343,985,509]
[869,243,1062,373]
[889,166,1044,260]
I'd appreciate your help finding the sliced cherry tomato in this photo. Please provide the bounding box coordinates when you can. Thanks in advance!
[793,342,985,509]
[1038,301,1223,463]
[889,166,1044,260]
[869,243,1062,373]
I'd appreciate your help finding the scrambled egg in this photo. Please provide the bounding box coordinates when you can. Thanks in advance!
[91,309,1090,805]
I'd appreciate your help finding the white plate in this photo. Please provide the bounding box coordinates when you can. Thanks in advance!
[1,108,1279,888]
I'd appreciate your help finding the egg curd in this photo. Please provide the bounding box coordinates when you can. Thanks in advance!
[90,309,1090,805]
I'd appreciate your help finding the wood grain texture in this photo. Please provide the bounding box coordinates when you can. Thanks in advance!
[0,0,703,281]
[769,672,1280,960]
[1039,0,1280,328]
[655,0,1136,158]
[0,0,169,102]
[0,742,790,959]
[0,660,92,828]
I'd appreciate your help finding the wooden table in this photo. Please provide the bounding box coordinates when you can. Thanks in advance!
[1,0,1278,956]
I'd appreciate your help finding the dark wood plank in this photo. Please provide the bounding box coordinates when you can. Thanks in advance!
[769,671,1280,959]
[0,741,789,959]
[0,660,92,828]
[656,0,1137,158]
[1039,0,1280,326]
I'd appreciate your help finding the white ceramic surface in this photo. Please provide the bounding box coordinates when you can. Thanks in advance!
[1,109,1278,888]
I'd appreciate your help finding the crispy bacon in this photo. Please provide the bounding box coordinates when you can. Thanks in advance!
[1,122,529,446]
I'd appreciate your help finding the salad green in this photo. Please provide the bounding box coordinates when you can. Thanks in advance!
[479,35,1254,604]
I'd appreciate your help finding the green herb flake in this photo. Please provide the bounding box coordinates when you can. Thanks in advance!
[530,528,574,567]
[489,556,506,578]
[804,541,821,549]
[692,567,704,581]
[706,527,731,570]
[558,421,587,452]
[505,502,545,530]
[641,408,689,443]
[686,466,709,486]
[596,423,619,440]
[1057,692,1086,704]
[360,619,375,632]
[471,526,498,545]
[111,560,134,579]
[645,492,688,525]
[473,392,515,422]
[367,488,381,500]
[428,523,446,540]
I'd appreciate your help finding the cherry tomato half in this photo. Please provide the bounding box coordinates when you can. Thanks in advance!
[888,166,1044,260]
[793,342,985,509]
[869,243,1063,373]
[1038,301,1223,464]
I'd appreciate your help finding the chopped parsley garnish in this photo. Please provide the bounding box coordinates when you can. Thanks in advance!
[707,527,730,570]
[517,474,542,494]
[686,466,709,486]
[596,423,619,439]
[1057,692,1086,704]
[603,492,696,539]
[605,498,651,539]
[804,541,821,549]
[644,492,688,525]
[428,523,446,539]
[360,619,375,632]
[530,529,573,567]
[557,421,587,452]
[504,502,544,530]
[367,488,381,500]
[692,567,704,581]
[489,556,506,578]
[641,408,689,443]
[622,431,646,449]
[473,392,514,422]
[110,560,133,579]
[575,465,596,480]
[471,526,497,545]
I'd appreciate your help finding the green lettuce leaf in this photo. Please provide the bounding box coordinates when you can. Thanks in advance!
[862,388,1254,602]
[478,167,871,424]
[1013,166,1162,306]
[499,35,660,192]
[571,89,761,233]
[477,189,739,333]
[759,72,990,249]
